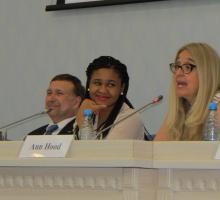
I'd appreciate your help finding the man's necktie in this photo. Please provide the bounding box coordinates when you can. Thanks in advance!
[45,124,59,135]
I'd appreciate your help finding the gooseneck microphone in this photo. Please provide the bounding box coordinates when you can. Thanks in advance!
[95,95,163,140]
[0,109,51,140]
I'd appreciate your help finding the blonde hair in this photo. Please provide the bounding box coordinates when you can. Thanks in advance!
[167,42,220,140]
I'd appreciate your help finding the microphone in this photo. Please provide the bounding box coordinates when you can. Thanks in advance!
[95,95,163,140]
[0,109,51,140]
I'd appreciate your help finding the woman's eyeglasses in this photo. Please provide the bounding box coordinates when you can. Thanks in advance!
[169,63,196,74]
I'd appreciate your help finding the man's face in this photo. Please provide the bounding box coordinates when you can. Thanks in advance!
[45,80,81,123]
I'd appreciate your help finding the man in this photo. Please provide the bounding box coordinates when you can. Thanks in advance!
[28,74,85,136]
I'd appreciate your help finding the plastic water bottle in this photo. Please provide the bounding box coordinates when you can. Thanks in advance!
[79,109,96,140]
[203,102,220,141]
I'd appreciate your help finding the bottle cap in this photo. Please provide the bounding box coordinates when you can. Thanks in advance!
[83,109,93,117]
[209,102,218,110]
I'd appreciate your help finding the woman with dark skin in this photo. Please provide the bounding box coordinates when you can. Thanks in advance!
[76,56,145,140]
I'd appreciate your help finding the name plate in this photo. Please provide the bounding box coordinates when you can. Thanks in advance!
[214,144,220,159]
[19,135,73,158]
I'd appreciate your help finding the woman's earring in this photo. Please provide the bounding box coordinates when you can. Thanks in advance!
[88,88,90,92]
[121,92,124,95]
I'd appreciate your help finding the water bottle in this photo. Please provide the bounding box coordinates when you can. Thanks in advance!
[203,102,220,141]
[79,109,96,140]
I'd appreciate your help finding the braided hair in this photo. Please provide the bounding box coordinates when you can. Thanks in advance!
[85,56,133,138]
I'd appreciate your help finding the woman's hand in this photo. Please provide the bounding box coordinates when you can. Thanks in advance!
[76,99,106,128]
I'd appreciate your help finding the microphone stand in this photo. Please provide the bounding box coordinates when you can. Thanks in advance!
[95,95,163,139]
[0,110,49,140]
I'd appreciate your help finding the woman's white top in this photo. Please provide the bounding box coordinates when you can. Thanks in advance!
[94,103,145,140]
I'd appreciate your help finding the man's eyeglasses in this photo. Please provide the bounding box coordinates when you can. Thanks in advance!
[169,63,196,74]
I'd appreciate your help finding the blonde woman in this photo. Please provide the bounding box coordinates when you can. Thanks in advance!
[155,42,220,141]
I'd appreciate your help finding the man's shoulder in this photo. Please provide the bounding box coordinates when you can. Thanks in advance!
[28,124,48,135]
[59,118,76,135]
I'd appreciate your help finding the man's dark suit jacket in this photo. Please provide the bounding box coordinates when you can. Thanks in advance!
[28,119,75,135]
